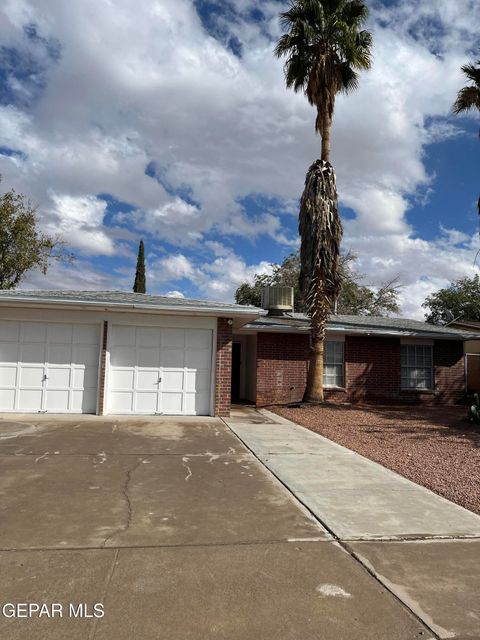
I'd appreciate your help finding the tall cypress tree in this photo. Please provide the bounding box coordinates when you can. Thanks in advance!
[133,239,146,293]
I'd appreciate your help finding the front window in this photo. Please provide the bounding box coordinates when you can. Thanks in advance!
[401,344,433,390]
[324,341,344,388]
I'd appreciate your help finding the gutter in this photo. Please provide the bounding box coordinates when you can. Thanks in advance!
[0,297,260,319]
[242,323,475,341]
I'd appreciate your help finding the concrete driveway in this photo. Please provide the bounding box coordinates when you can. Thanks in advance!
[0,413,437,639]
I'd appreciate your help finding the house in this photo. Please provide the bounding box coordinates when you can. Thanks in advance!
[0,289,477,417]
[450,320,480,393]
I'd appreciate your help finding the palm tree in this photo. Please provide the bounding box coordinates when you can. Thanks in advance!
[275,0,372,162]
[452,58,480,116]
[452,57,480,229]
[275,0,372,402]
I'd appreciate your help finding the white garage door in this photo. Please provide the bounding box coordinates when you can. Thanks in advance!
[0,320,101,413]
[108,325,213,415]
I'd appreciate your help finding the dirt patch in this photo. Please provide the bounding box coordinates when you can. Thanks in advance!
[271,404,480,516]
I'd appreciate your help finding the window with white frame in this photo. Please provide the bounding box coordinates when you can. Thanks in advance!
[401,344,433,390]
[324,341,344,388]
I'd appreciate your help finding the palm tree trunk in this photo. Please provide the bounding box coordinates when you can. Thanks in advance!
[321,114,331,162]
[299,159,343,405]
[304,322,325,403]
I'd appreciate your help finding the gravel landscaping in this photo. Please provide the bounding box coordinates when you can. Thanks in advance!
[271,404,480,516]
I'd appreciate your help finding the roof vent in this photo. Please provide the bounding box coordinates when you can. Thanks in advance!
[261,286,294,316]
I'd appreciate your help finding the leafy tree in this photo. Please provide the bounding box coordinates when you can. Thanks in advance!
[422,275,480,325]
[0,187,71,290]
[275,0,372,402]
[235,251,400,316]
[133,239,146,293]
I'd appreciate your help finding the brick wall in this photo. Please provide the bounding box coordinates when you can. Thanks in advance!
[215,318,233,417]
[431,340,465,404]
[256,332,309,406]
[255,332,465,406]
[98,321,108,416]
[342,336,401,403]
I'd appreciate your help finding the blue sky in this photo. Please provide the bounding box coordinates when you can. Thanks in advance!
[0,0,479,317]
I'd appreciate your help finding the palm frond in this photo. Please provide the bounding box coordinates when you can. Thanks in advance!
[461,61,480,87]
[452,86,480,114]
[275,0,372,135]
[299,160,343,327]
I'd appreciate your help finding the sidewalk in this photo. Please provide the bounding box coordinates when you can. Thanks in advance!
[224,406,480,639]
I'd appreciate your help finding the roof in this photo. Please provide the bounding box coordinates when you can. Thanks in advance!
[0,290,259,317]
[247,313,480,341]
[450,320,480,331]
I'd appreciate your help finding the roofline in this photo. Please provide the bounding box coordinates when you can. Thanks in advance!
[0,296,260,319]
[241,323,475,340]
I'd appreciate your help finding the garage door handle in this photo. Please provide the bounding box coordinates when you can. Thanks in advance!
[43,374,48,381]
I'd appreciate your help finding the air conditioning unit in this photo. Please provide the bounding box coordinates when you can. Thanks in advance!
[261,286,294,315]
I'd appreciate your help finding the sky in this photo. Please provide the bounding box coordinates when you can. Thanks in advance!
[0,0,479,319]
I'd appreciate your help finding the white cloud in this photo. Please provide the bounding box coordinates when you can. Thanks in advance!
[1,0,479,313]
[48,194,115,255]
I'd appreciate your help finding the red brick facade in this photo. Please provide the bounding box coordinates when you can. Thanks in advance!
[254,332,465,407]
[256,332,309,405]
[215,318,233,417]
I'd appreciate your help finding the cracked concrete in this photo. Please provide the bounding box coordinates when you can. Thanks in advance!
[0,413,454,639]
[102,457,146,548]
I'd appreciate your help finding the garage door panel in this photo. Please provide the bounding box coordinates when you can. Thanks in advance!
[161,349,184,368]
[22,322,47,342]
[185,350,210,369]
[135,392,158,413]
[185,392,209,415]
[113,325,136,346]
[162,329,185,349]
[73,366,98,389]
[136,327,161,347]
[109,392,133,412]
[110,346,136,367]
[0,366,16,386]
[187,330,212,350]
[0,320,19,341]
[19,366,44,387]
[108,325,212,416]
[185,370,210,392]
[161,392,183,414]
[162,370,184,391]
[46,367,72,388]
[0,389,15,410]
[0,342,18,363]
[136,348,159,368]
[110,369,135,389]
[20,343,45,363]
[0,321,100,414]
[73,344,100,367]
[46,389,70,412]
[47,323,73,343]
[18,389,43,410]
[47,343,72,365]
[74,325,100,344]
[137,370,160,390]
[72,388,97,412]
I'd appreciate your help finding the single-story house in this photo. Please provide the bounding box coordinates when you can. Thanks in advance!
[0,289,478,417]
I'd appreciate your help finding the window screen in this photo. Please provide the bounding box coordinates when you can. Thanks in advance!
[324,341,344,388]
[401,344,433,390]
